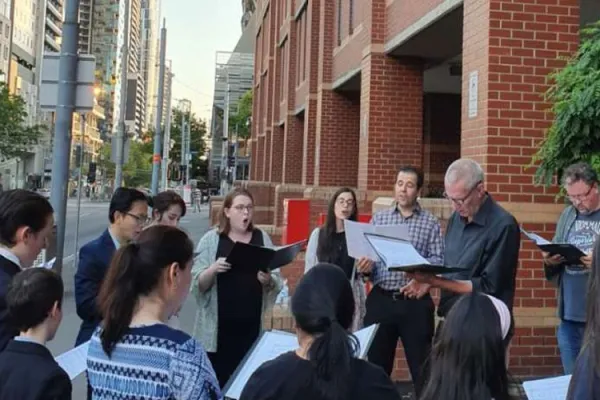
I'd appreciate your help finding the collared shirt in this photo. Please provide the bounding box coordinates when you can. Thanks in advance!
[370,203,444,290]
[0,247,21,269]
[13,336,43,346]
[439,194,520,317]
[108,227,121,250]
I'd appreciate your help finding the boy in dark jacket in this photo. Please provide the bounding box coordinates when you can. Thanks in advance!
[0,268,71,400]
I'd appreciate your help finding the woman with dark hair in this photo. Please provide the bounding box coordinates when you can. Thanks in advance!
[150,190,187,227]
[192,187,283,387]
[419,292,511,400]
[305,188,372,331]
[240,263,400,400]
[567,236,600,399]
[86,225,221,399]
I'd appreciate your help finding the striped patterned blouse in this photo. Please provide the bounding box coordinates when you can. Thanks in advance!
[87,323,222,400]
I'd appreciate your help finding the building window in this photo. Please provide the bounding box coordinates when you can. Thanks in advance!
[337,0,342,46]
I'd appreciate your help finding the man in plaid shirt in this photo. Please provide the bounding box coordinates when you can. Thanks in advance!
[363,165,443,397]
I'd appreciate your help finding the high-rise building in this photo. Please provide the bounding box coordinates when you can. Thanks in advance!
[140,0,159,131]
[42,0,63,53]
[0,0,11,78]
[78,0,93,53]
[241,0,255,30]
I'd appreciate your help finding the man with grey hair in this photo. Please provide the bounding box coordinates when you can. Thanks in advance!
[544,162,599,374]
[406,158,520,346]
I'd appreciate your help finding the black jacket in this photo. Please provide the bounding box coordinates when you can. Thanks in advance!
[0,255,20,352]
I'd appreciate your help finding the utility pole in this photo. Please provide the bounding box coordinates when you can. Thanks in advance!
[221,82,230,195]
[114,0,131,188]
[73,114,85,270]
[185,119,190,183]
[161,61,173,191]
[49,0,80,276]
[179,99,191,184]
[151,20,167,195]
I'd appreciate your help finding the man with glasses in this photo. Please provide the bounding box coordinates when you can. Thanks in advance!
[543,162,600,374]
[364,165,444,396]
[407,158,520,347]
[74,187,149,399]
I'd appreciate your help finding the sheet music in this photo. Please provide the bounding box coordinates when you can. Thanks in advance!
[365,234,429,268]
[55,341,89,380]
[520,228,551,245]
[38,257,56,269]
[224,324,380,399]
[344,220,409,260]
[522,374,571,400]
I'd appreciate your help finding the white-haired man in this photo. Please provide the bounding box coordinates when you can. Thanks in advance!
[407,158,520,345]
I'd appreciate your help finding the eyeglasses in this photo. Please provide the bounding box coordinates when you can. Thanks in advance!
[127,213,151,226]
[568,184,595,202]
[443,181,482,206]
[336,198,355,207]
[232,204,253,212]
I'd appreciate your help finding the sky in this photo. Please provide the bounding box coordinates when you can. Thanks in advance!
[162,0,243,123]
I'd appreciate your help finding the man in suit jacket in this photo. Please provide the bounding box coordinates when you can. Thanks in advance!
[0,268,71,400]
[0,190,54,352]
[74,187,149,346]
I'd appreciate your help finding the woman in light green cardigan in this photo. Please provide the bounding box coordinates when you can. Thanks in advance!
[191,188,282,387]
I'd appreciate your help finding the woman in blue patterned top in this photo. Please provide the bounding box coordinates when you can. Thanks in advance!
[87,225,222,400]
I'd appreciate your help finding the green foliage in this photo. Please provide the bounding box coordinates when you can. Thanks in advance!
[0,83,45,160]
[533,21,600,185]
[229,89,252,139]
[169,109,208,179]
[98,132,153,188]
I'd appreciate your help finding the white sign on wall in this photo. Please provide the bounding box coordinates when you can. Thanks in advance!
[468,70,478,119]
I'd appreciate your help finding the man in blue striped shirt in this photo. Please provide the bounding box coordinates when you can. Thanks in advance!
[363,165,444,397]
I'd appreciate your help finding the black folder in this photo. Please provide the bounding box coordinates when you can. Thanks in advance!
[225,240,306,272]
[536,243,586,265]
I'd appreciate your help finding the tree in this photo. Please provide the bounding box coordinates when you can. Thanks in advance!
[168,109,208,180]
[532,21,600,185]
[97,132,153,188]
[0,83,45,160]
[229,89,252,139]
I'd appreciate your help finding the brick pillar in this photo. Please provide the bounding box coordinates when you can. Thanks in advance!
[256,135,265,180]
[270,126,284,182]
[315,91,360,187]
[264,129,272,181]
[282,117,304,183]
[302,98,317,185]
[249,138,258,180]
[461,0,579,202]
[358,55,424,191]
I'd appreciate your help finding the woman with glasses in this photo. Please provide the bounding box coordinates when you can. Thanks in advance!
[305,187,372,331]
[192,187,283,387]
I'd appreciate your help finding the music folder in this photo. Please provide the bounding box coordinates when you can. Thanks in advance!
[363,233,466,274]
[225,240,306,272]
[520,228,586,264]
[223,324,380,400]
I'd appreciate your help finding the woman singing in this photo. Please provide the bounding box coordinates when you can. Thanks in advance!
[305,187,372,331]
[192,188,282,387]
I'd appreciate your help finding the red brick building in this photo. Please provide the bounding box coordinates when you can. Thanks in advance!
[217,0,600,381]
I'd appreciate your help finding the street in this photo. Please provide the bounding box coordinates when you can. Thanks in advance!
[47,200,211,399]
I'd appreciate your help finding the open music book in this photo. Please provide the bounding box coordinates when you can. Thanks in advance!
[522,374,571,400]
[363,233,466,274]
[520,228,586,265]
[343,219,410,260]
[223,324,380,400]
[55,341,89,380]
[226,240,306,272]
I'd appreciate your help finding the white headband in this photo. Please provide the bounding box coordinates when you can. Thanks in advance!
[484,294,511,340]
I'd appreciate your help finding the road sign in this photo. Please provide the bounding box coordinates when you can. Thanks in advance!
[40,53,96,112]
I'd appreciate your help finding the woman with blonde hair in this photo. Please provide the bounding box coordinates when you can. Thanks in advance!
[192,187,282,387]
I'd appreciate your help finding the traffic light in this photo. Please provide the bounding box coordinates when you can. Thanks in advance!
[87,162,97,184]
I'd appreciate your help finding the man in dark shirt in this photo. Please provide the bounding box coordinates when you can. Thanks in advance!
[407,158,520,344]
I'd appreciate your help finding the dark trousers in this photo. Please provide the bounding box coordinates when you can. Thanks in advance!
[208,316,261,388]
[364,285,435,397]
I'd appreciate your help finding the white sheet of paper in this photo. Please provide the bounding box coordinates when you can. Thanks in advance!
[344,220,410,260]
[522,374,571,400]
[365,234,429,268]
[38,257,56,270]
[55,341,89,380]
[520,228,551,245]
[224,324,379,399]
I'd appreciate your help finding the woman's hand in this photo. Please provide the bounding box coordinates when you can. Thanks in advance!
[542,251,565,266]
[209,257,231,275]
[356,257,374,274]
[257,270,273,287]
[581,251,593,268]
